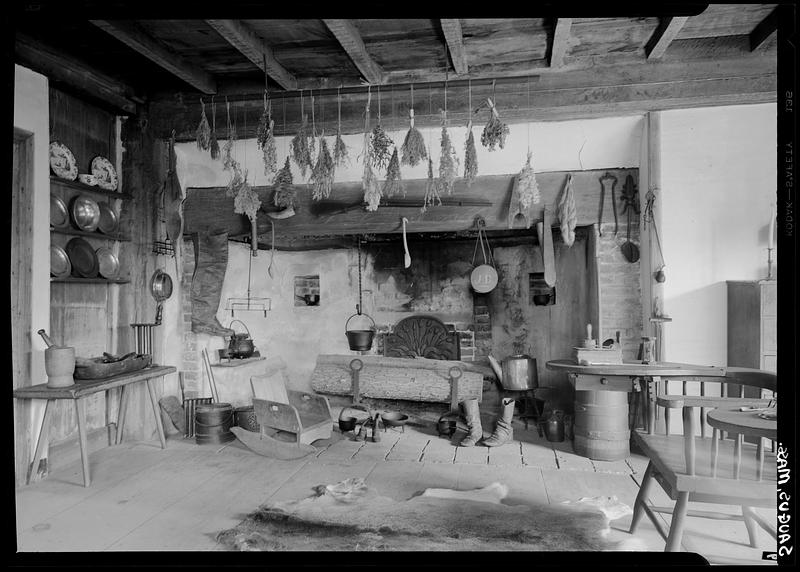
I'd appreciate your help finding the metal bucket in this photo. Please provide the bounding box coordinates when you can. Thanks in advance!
[500,355,538,390]
[345,311,376,351]
[195,402,236,445]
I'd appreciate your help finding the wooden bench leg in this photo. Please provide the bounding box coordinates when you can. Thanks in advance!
[146,378,167,449]
[74,399,91,487]
[742,506,759,548]
[665,491,690,552]
[116,386,129,445]
[28,400,55,484]
[630,461,655,533]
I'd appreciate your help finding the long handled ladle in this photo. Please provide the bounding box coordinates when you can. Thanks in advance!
[401,217,411,268]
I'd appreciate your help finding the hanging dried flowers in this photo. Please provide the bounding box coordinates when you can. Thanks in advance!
[290,113,313,178]
[557,173,577,247]
[421,157,441,213]
[232,172,262,221]
[311,136,335,201]
[369,124,394,170]
[196,98,211,151]
[464,120,478,187]
[360,87,382,212]
[383,148,403,197]
[221,99,237,172]
[209,98,220,160]
[438,122,459,195]
[480,97,510,151]
[401,108,427,167]
[517,151,540,209]
[257,94,277,177]
[273,156,296,209]
[333,129,349,167]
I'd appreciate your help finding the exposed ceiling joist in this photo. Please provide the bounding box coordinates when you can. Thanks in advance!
[89,20,217,94]
[749,8,778,51]
[205,19,297,90]
[15,33,139,115]
[645,17,690,60]
[440,19,468,75]
[549,18,573,67]
[322,19,384,85]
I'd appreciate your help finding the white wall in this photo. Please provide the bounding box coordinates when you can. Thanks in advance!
[659,103,777,366]
[173,115,644,391]
[14,65,51,458]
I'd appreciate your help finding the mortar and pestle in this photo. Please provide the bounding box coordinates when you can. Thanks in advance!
[38,329,75,388]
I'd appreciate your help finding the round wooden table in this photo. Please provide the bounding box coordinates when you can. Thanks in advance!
[706,406,776,482]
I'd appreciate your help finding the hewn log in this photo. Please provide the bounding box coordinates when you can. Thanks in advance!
[549,18,573,67]
[645,17,689,60]
[310,354,484,403]
[440,19,468,75]
[322,20,383,85]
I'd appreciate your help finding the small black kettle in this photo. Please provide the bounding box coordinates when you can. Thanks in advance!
[227,319,255,359]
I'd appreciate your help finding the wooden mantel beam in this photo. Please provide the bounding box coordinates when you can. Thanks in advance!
[322,19,384,84]
[440,19,468,75]
[205,19,297,90]
[549,18,572,67]
[645,17,689,60]
[15,33,139,115]
[89,20,217,94]
[749,8,778,52]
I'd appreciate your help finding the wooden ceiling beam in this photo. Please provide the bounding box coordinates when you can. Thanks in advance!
[749,7,778,51]
[205,19,297,90]
[549,18,572,68]
[89,20,217,94]
[440,19,468,75]
[645,17,690,60]
[322,19,384,85]
[15,33,139,115]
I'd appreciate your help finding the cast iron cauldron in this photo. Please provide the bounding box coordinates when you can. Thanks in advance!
[345,306,376,351]
[437,413,459,437]
[227,319,255,359]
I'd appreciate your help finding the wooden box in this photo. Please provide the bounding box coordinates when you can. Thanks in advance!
[574,347,623,366]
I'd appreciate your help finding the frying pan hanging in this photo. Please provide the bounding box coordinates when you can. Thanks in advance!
[150,269,173,325]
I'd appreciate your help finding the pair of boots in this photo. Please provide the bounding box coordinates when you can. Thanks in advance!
[191,231,234,337]
[459,398,515,447]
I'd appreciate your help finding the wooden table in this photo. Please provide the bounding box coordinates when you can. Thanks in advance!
[546,360,727,434]
[13,365,176,487]
[707,407,777,478]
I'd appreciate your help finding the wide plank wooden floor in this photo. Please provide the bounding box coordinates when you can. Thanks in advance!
[15,418,776,562]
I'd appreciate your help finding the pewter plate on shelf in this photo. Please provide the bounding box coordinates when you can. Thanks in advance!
[70,195,101,232]
[49,141,78,181]
[65,237,98,278]
[96,247,120,279]
[50,194,69,229]
[90,156,118,191]
[50,245,71,278]
[97,202,118,235]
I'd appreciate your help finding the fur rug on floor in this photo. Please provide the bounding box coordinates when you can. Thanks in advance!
[216,479,646,552]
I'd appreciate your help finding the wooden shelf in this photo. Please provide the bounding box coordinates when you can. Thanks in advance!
[50,277,130,284]
[50,227,131,242]
[50,176,131,199]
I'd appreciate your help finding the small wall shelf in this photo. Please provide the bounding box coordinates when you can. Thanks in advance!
[50,277,130,284]
[50,227,131,242]
[50,176,132,200]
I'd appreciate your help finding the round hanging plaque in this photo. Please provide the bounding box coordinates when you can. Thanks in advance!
[471,264,498,293]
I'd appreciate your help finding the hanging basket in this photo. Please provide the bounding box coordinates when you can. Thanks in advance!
[345,307,376,351]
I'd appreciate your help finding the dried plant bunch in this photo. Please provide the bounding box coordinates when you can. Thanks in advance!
[333,128,349,167]
[438,124,459,195]
[369,123,394,171]
[290,114,313,178]
[273,156,296,209]
[464,121,478,187]
[481,97,510,151]
[232,172,262,221]
[517,151,540,209]
[383,148,404,198]
[257,99,278,176]
[421,157,441,213]
[311,137,335,201]
[363,160,381,211]
[401,109,427,166]
[557,173,577,247]
[209,101,220,160]
[196,99,211,151]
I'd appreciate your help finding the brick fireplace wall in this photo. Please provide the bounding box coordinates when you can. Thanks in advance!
[180,239,200,394]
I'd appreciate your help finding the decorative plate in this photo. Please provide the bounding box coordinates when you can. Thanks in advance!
[90,156,118,191]
[96,247,120,279]
[65,237,99,278]
[50,245,71,278]
[49,141,78,181]
[70,195,101,232]
[50,194,69,229]
[97,203,118,235]
[78,174,98,186]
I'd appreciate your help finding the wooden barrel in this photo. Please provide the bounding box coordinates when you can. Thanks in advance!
[572,390,630,461]
[195,403,236,445]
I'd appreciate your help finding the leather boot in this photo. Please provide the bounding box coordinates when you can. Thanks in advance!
[458,398,483,447]
[191,230,235,337]
[483,398,515,447]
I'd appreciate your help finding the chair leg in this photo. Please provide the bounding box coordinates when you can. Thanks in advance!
[742,506,759,548]
[630,461,656,533]
[665,491,690,552]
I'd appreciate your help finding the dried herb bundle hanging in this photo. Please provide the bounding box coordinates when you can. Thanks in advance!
[360,87,382,211]
[557,173,577,247]
[369,124,394,170]
[383,148,403,197]
[257,93,277,177]
[480,97,510,151]
[221,99,237,172]
[196,98,211,151]
[464,120,478,187]
[439,123,459,195]
[273,156,296,209]
[209,97,220,160]
[401,107,427,166]
[332,89,349,167]
[517,151,540,209]
[290,114,313,178]
[311,136,335,201]
[421,157,441,213]
[233,173,262,221]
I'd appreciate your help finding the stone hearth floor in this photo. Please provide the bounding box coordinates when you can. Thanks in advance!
[14,417,776,563]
